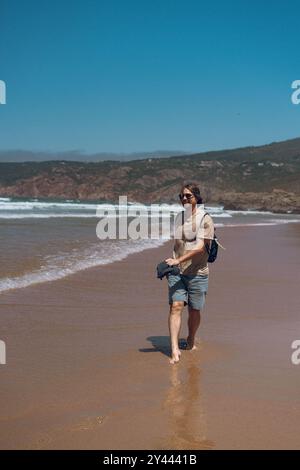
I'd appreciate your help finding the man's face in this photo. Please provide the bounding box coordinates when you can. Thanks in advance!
[179,190,196,207]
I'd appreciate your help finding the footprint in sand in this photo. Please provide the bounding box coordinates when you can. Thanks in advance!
[70,415,106,432]
[34,415,107,447]
[34,432,54,449]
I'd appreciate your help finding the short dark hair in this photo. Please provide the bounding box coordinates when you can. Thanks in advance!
[180,183,203,204]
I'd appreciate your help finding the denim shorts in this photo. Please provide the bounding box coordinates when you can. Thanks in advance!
[167,273,209,310]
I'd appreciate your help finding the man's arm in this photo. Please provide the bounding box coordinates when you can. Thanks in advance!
[165,239,206,266]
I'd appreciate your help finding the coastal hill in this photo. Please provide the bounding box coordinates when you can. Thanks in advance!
[0,137,300,213]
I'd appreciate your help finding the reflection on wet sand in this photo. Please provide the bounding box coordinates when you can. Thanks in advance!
[161,359,215,450]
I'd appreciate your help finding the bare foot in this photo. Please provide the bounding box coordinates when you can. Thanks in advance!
[169,350,181,364]
[185,337,197,351]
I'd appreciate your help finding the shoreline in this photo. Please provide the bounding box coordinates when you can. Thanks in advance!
[1,215,300,295]
[0,223,300,449]
[1,195,300,214]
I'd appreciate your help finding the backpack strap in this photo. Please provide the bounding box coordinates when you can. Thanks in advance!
[215,238,226,250]
[181,210,226,251]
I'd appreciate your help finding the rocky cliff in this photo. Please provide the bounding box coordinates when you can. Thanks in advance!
[1,137,300,213]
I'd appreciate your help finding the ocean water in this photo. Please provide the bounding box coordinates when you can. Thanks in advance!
[0,197,299,293]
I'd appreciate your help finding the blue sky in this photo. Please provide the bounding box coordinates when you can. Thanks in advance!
[0,0,300,154]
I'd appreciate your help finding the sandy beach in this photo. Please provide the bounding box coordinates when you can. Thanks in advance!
[0,222,300,450]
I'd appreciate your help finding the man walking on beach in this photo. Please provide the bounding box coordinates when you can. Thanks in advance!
[165,183,214,364]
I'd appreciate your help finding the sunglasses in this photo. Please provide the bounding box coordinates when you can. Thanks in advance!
[179,193,194,201]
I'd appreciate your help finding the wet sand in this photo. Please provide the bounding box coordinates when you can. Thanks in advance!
[0,223,300,449]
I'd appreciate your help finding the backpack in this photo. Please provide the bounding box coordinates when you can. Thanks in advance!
[205,231,219,263]
[180,210,224,263]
